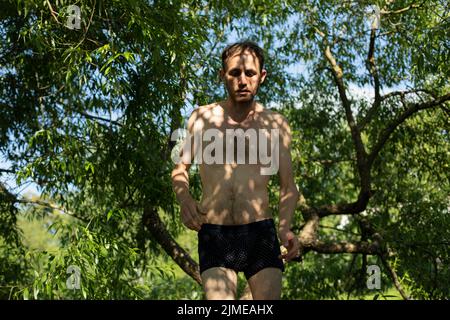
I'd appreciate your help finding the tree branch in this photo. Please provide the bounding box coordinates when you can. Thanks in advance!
[142,205,201,285]
[324,45,370,193]
[0,168,15,174]
[359,28,381,130]
[17,197,89,222]
[379,252,411,300]
[381,1,427,15]
[296,215,381,255]
[77,111,123,127]
[295,201,383,256]
[368,92,450,167]
[45,0,61,24]
[299,212,320,245]
[299,190,375,218]
[319,224,360,236]
[308,157,354,166]
[306,240,380,254]
[0,182,17,203]
[380,89,437,101]
[0,181,89,222]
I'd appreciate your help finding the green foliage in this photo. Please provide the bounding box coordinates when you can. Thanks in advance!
[370,109,450,299]
[0,0,448,300]
[13,206,154,299]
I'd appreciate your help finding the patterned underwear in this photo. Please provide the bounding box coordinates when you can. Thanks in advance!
[198,218,285,280]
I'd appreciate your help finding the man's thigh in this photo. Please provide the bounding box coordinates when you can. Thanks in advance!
[201,267,238,300]
[247,267,282,300]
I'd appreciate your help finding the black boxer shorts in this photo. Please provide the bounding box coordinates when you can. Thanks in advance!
[198,218,285,280]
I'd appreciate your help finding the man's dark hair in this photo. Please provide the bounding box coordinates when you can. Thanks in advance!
[221,41,265,72]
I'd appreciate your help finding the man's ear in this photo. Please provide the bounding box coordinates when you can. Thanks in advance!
[260,69,267,84]
[219,68,225,81]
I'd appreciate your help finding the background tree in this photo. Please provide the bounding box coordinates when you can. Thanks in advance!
[0,0,448,299]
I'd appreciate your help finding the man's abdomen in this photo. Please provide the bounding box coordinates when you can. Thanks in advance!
[199,164,272,225]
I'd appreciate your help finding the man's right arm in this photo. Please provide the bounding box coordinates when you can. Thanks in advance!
[171,109,204,231]
[171,162,192,203]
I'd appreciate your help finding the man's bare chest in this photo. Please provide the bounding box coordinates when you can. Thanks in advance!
[194,116,279,175]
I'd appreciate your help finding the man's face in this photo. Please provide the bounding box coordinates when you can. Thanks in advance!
[220,49,267,104]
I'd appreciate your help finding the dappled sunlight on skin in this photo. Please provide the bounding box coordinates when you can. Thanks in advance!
[201,267,237,300]
[247,267,282,300]
[248,179,255,191]
[188,101,286,225]
[170,45,299,300]
[172,99,292,226]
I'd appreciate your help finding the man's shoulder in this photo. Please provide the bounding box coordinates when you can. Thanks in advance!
[186,102,222,130]
[189,102,221,118]
[197,102,217,111]
[258,107,289,127]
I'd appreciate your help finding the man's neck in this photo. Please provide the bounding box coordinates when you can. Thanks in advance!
[224,98,256,123]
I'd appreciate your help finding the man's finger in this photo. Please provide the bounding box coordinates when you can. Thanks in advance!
[196,203,207,215]
[188,204,204,229]
[283,232,295,247]
[188,204,203,227]
[182,206,200,231]
[282,240,301,261]
[285,252,299,261]
[284,238,294,248]
[184,202,198,220]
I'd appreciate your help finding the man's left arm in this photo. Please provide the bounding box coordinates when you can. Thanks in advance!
[277,115,300,261]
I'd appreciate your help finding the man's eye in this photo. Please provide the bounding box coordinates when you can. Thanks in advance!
[230,70,241,76]
[245,71,255,77]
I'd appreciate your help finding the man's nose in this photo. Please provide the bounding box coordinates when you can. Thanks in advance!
[238,74,248,86]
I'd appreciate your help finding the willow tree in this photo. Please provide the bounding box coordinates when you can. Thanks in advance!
[0,0,448,299]
[236,0,450,299]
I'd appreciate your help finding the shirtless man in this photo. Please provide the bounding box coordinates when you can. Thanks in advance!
[171,41,300,300]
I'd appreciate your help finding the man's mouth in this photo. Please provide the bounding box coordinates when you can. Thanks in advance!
[236,90,250,94]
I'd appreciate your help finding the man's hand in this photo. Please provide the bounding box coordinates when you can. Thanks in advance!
[180,196,206,231]
[279,229,300,262]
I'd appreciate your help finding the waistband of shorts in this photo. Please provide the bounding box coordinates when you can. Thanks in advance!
[199,218,275,233]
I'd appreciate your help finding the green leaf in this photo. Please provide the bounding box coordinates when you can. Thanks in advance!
[107,210,113,222]
[23,288,29,300]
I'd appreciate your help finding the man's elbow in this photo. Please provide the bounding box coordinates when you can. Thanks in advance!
[171,164,189,185]
[171,163,185,177]
[170,167,178,180]
[170,169,177,183]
